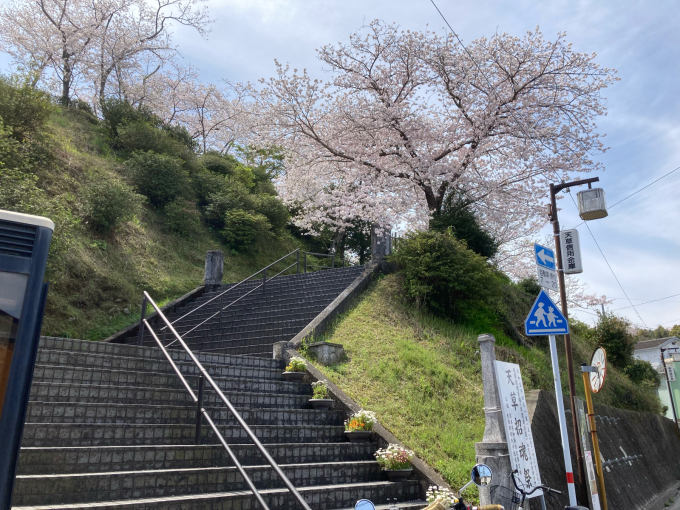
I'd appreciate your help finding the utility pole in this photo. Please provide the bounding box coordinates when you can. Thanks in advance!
[549,176,600,504]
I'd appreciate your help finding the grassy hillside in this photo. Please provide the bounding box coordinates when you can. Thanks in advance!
[306,273,662,492]
[1,99,299,340]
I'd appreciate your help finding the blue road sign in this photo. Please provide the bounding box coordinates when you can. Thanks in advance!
[534,243,556,270]
[525,290,569,336]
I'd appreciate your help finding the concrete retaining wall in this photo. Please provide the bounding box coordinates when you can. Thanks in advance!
[526,389,680,509]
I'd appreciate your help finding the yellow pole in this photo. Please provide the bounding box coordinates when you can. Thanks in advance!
[582,370,608,510]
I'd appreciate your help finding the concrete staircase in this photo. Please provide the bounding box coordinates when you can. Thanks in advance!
[13,266,429,509]
[127,266,366,358]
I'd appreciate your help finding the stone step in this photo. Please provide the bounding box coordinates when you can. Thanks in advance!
[34,350,286,380]
[21,422,347,447]
[11,480,421,510]
[25,402,342,426]
[29,382,311,408]
[38,338,284,371]
[12,461,385,506]
[31,365,309,395]
[18,443,377,475]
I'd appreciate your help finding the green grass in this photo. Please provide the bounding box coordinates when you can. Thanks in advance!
[309,274,486,495]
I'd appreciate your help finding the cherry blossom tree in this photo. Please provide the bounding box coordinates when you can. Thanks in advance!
[256,21,618,247]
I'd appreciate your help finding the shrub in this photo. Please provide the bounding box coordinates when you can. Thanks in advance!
[164,199,201,237]
[390,230,501,318]
[118,120,192,160]
[101,98,158,139]
[311,381,329,399]
[344,410,377,431]
[220,209,271,248]
[82,179,144,233]
[430,192,498,258]
[204,180,256,228]
[586,313,636,369]
[624,359,661,387]
[125,151,188,208]
[0,75,55,141]
[256,194,289,231]
[199,151,239,176]
[192,169,229,208]
[285,357,306,372]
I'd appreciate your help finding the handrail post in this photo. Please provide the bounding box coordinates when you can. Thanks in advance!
[332,254,335,268]
[263,268,267,295]
[219,294,223,328]
[195,374,204,445]
[297,250,300,274]
[137,295,148,346]
[304,252,307,273]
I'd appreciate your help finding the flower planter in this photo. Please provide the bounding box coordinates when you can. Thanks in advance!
[282,371,305,382]
[384,468,413,482]
[309,398,333,409]
[344,430,372,443]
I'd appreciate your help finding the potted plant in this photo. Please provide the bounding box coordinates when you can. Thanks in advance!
[375,444,414,482]
[283,357,306,381]
[425,485,456,509]
[344,410,376,442]
[309,381,333,409]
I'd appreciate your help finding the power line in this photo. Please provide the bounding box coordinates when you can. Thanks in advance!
[569,165,680,229]
[568,192,648,327]
[610,293,680,312]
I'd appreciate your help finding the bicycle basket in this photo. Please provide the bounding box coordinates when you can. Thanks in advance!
[488,485,522,510]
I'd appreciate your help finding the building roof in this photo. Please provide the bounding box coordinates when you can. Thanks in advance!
[634,336,680,351]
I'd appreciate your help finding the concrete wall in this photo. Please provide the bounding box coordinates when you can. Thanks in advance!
[526,389,680,510]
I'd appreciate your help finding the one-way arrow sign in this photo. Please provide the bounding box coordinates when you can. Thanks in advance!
[534,243,556,270]
[525,290,569,336]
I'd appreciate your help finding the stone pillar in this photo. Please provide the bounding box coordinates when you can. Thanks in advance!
[204,250,224,291]
[370,223,392,260]
[475,334,514,505]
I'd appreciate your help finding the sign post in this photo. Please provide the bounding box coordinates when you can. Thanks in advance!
[581,347,609,510]
[494,360,543,499]
[534,243,559,292]
[525,290,576,505]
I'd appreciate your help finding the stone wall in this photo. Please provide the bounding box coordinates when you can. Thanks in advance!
[526,389,680,509]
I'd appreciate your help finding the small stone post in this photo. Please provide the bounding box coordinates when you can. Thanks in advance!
[204,250,224,291]
[370,223,392,260]
[475,334,514,505]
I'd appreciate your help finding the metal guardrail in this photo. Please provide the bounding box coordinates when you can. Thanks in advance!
[142,291,313,510]
[302,251,353,272]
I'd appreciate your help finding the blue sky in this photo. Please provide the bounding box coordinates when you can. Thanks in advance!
[3,0,679,329]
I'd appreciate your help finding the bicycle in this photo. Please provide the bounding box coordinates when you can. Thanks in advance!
[508,470,588,510]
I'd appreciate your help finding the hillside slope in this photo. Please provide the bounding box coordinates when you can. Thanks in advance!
[1,104,298,340]
[307,273,662,492]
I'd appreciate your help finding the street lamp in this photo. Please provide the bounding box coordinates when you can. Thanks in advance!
[577,187,608,220]
[548,176,606,504]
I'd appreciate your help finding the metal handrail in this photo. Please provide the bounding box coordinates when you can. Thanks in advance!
[143,291,313,510]
[159,249,301,331]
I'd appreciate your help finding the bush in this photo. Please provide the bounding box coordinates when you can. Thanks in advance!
[164,199,201,237]
[199,151,239,176]
[220,209,271,248]
[101,98,158,139]
[256,194,289,231]
[586,313,636,370]
[125,151,188,208]
[430,193,498,258]
[204,179,257,229]
[389,230,501,318]
[0,75,55,141]
[118,120,193,161]
[82,179,144,233]
[624,359,661,387]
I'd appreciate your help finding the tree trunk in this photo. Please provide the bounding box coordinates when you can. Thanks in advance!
[61,51,71,106]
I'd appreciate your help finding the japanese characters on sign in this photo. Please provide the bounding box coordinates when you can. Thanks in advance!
[536,266,559,292]
[560,229,583,274]
[667,366,676,382]
[494,360,543,498]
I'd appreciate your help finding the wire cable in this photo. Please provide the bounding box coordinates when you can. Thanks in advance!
[567,193,647,327]
[610,293,680,312]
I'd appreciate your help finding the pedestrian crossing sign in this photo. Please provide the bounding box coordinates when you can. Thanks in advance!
[525,290,569,336]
